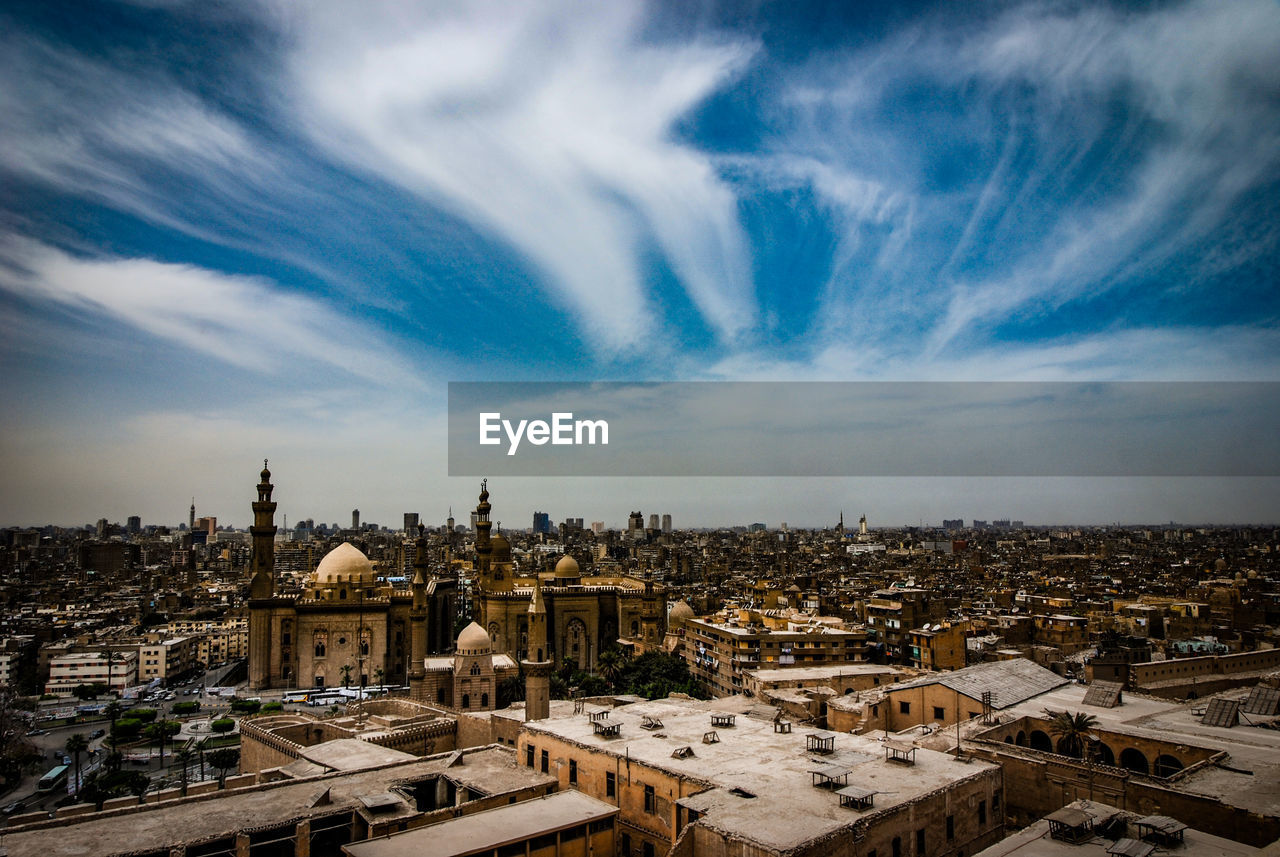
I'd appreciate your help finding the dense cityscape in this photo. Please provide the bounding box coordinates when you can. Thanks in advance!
[0,467,1278,856]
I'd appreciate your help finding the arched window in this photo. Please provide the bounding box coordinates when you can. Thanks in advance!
[481,692,489,708]
[470,662,481,676]
[339,589,347,600]
[631,620,639,636]
[1096,743,1116,766]
[1015,730,1027,747]
[1119,748,1149,775]
[360,640,369,656]
[436,687,445,704]
[315,642,326,657]
[1029,730,1053,752]
[461,693,470,709]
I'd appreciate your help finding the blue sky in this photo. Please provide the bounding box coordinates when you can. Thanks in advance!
[1,0,1278,528]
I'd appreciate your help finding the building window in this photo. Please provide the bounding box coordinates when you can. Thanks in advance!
[481,692,489,708]
[916,828,925,855]
[621,832,630,854]
[993,792,1001,815]
[436,687,445,704]
[526,745,534,767]
[979,799,987,825]
[540,749,549,773]
[947,814,954,840]
[892,836,901,857]
[933,706,945,720]
[644,784,656,813]
[461,693,469,709]
[606,771,616,798]
[470,663,481,676]
[569,759,577,784]
[315,642,326,657]
[899,701,910,715]
[643,843,654,857]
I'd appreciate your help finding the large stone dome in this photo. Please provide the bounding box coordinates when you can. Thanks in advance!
[669,601,694,624]
[456,621,492,655]
[313,542,374,587]
[554,554,580,579]
[491,531,512,563]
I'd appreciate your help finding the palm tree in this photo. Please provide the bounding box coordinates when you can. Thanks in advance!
[105,701,123,731]
[373,667,385,691]
[1045,709,1099,759]
[339,664,354,689]
[596,649,625,690]
[175,747,194,796]
[64,733,88,797]
[195,737,209,780]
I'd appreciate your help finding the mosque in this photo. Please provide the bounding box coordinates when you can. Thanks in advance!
[246,466,664,717]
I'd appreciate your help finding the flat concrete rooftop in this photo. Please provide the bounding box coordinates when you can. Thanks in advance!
[344,790,616,857]
[525,695,998,852]
[971,799,1261,857]
[5,746,554,857]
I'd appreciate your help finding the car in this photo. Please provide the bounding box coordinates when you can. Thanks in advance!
[26,728,46,736]
[3,801,22,815]
[90,729,106,739]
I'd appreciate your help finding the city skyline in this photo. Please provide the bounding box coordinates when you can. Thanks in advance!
[2,1,1278,525]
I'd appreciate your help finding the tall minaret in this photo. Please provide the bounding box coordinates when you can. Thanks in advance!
[408,525,429,695]
[474,480,492,595]
[248,461,277,599]
[247,460,278,690]
[522,578,551,721]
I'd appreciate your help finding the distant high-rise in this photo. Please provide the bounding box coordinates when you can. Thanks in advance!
[403,512,419,533]
[943,519,964,529]
[532,511,551,534]
[189,499,195,532]
[648,513,659,530]
[591,521,605,534]
[352,509,360,530]
[447,507,455,532]
[127,515,141,533]
[96,518,108,538]
[661,513,672,533]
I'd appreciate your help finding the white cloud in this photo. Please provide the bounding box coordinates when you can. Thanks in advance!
[0,238,424,388]
[275,0,758,354]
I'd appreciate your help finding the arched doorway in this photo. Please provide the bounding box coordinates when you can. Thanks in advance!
[1095,743,1116,766]
[1029,730,1053,752]
[1015,730,1027,747]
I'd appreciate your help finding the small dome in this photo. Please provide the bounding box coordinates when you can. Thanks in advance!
[669,601,694,623]
[554,555,580,578]
[313,542,374,586]
[457,621,492,655]
[492,532,512,562]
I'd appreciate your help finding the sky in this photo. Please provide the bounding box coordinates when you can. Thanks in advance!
[1,0,1279,529]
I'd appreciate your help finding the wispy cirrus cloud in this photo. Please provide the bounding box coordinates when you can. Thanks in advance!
[753,0,1280,364]
[0,238,424,388]
[275,0,758,355]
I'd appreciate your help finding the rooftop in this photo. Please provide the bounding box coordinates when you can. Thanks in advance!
[344,790,616,857]
[970,800,1261,857]
[525,695,998,852]
[4,746,553,857]
[896,658,1069,708]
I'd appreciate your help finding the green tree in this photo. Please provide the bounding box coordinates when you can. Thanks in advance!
[0,688,40,791]
[373,667,385,689]
[209,718,235,734]
[497,674,525,709]
[230,699,260,714]
[64,733,89,797]
[208,747,240,788]
[172,701,201,715]
[104,701,124,730]
[131,708,158,724]
[112,717,143,739]
[1044,709,1099,759]
[339,664,354,689]
[72,683,109,701]
[260,701,283,712]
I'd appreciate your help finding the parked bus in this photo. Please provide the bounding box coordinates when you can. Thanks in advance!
[37,764,69,793]
[281,691,310,704]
